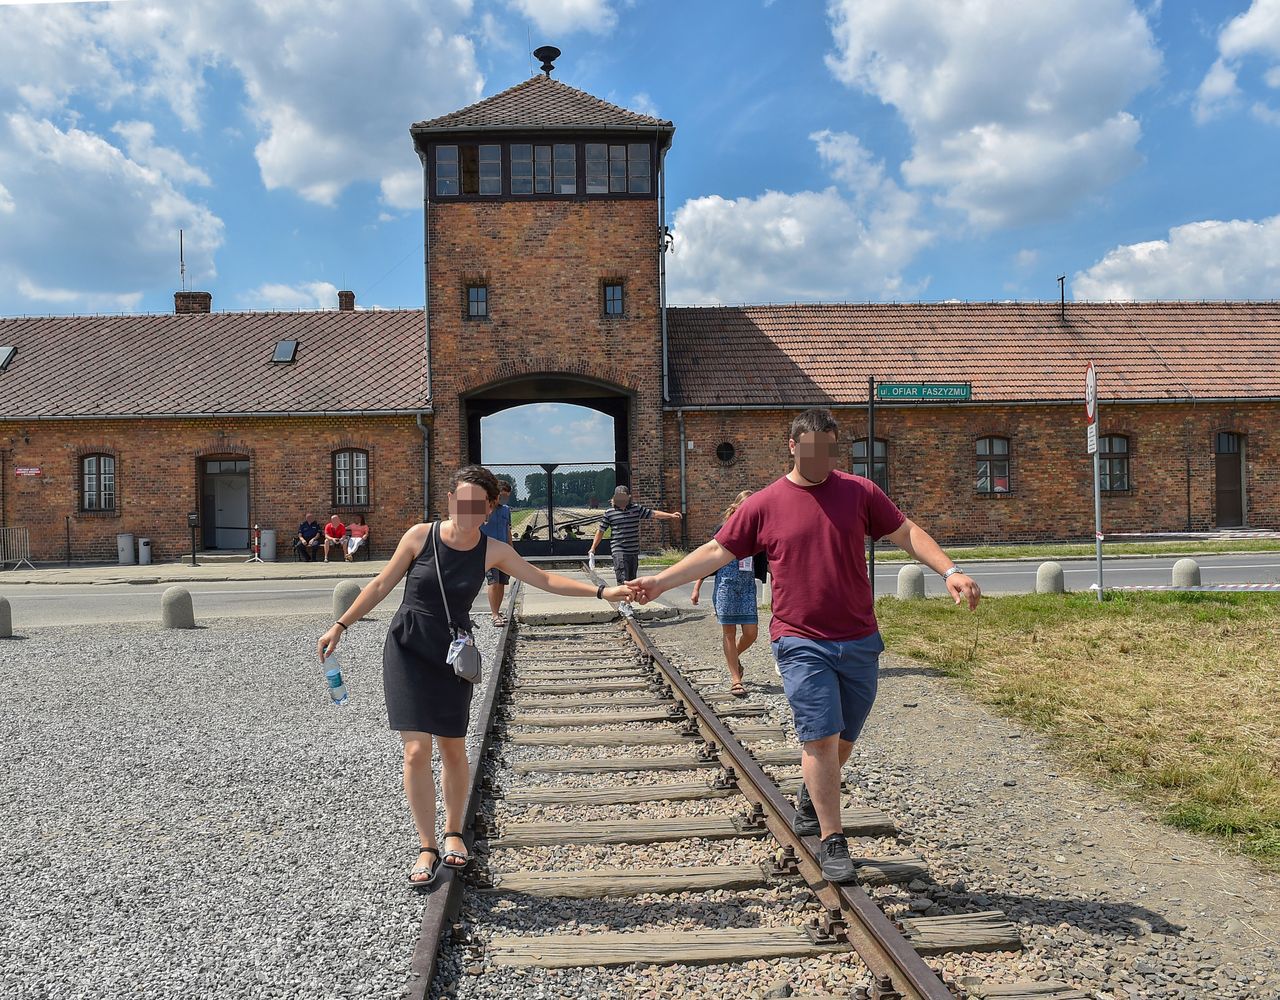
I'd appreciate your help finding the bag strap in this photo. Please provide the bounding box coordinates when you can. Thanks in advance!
[430,522,466,637]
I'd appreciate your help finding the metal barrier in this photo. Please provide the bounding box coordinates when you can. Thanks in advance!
[0,527,35,570]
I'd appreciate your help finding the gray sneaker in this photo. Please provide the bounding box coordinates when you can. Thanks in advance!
[791,783,820,837]
[819,833,858,883]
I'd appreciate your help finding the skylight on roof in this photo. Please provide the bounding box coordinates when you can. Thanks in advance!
[0,346,14,372]
[271,340,298,363]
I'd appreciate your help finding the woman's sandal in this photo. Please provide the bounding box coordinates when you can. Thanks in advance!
[441,831,471,869]
[409,847,441,889]
[730,682,748,698]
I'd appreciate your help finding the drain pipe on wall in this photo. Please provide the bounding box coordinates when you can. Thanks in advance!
[416,412,431,521]
[658,138,670,404]
[677,408,688,549]
[421,152,433,402]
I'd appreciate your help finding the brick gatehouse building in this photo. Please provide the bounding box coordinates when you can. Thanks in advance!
[3,65,1279,564]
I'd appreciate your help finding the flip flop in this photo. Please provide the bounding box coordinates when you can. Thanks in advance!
[730,682,748,698]
[491,615,507,626]
[442,831,471,869]
[409,847,441,889]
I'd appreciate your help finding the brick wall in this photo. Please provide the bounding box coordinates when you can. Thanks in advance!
[0,416,424,562]
[664,402,1280,547]
[426,196,677,550]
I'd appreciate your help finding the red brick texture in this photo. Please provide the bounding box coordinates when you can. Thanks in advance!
[664,403,1280,547]
[0,417,424,562]
[425,197,676,551]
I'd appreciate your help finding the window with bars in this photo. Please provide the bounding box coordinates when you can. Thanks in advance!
[976,437,1011,493]
[851,438,889,492]
[603,281,624,316]
[467,285,488,319]
[1099,435,1130,492]
[333,450,369,507]
[81,454,116,511]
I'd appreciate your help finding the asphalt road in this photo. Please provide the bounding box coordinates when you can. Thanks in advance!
[4,553,1280,628]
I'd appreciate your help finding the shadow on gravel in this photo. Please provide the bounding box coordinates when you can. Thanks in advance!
[938,889,1183,939]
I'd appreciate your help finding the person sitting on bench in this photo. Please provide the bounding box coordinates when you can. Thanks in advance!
[346,514,370,561]
[295,514,323,561]
[322,514,346,563]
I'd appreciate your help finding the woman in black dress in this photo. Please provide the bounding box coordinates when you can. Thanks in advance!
[316,465,632,887]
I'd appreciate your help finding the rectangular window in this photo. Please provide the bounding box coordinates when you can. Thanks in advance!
[334,451,369,507]
[468,285,488,318]
[604,282,624,316]
[1100,435,1130,492]
[478,144,501,195]
[435,145,459,196]
[852,439,889,492]
[627,143,651,193]
[609,144,627,193]
[534,144,552,193]
[976,437,1010,494]
[460,145,479,194]
[511,143,533,194]
[82,455,116,511]
[585,142,608,193]
[553,143,576,194]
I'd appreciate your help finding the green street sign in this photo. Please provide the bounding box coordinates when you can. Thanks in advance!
[875,382,972,401]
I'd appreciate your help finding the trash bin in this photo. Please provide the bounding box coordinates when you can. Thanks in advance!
[259,529,277,562]
[137,538,153,566]
[116,533,135,566]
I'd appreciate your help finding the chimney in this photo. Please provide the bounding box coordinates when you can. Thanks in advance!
[338,290,355,312]
[174,291,212,314]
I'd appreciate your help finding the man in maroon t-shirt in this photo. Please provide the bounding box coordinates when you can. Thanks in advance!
[630,408,980,882]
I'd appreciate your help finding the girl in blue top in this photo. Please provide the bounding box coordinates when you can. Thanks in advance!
[691,490,763,697]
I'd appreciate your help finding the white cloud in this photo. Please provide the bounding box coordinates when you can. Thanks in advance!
[667,131,930,304]
[1196,1,1280,123]
[0,1,485,207]
[507,0,617,35]
[629,91,659,118]
[241,280,340,311]
[0,179,13,213]
[826,0,1160,227]
[111,120,210,186]
[0,113,223,313]
[1073,215,1280,299]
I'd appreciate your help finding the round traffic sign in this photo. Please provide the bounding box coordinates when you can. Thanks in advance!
[1085,363,1097,423]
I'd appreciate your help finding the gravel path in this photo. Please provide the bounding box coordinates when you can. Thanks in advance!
[0,609,500,1000]
[650,608,1280,1000]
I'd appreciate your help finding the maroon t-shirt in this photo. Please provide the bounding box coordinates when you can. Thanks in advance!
[715,470,906,642]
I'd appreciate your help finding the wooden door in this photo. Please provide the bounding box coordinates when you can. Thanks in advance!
[1215,433,1244,528]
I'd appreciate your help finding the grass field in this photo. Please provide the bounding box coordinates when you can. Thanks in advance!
[639,538,1280,568]
[875,592,1280,869]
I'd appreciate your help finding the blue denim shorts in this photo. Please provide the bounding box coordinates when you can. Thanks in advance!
[770,632,884,743]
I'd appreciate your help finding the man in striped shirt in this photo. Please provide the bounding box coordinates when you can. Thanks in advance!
[590,486,682,586]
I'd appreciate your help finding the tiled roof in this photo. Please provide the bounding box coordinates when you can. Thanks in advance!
[666,302,1280,407]
[0,310,428,419]
[411,75,673,132]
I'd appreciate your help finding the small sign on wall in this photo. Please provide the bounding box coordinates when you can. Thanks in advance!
[15,466,41,477]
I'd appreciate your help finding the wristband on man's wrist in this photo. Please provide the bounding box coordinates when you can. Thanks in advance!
[335,620,348,631]
[943,566,963,580]
[596,584,605,600]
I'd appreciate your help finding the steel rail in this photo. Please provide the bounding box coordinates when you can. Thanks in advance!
[402,581,522,1000]
[619,613,955,1000]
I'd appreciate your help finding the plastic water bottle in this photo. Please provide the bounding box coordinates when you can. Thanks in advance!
[324,655,349,706]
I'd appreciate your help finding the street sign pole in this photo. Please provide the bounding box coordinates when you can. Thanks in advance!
[1086,363,1102,601]
[867,375,876,601]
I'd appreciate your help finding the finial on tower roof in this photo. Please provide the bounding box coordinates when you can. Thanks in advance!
[533,46,561,77]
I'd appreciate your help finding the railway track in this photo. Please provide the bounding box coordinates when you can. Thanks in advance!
[404,581,1093,1000]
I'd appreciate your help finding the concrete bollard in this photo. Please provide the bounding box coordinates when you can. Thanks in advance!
[897,564,926,600]
[0,597,11,638]
[1036,561,1066,594]
[1172,558,1201,588]
[161,586,196,629]
[333,580,362,621]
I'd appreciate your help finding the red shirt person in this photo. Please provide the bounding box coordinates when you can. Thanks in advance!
[322,515,346,562]
[628,408,980,883]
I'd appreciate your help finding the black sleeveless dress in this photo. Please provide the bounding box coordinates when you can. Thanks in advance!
[382,523,488,737]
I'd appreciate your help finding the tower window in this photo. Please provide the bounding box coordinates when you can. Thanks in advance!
[553,144,576,194]
[603,282,624,316]
[467,285,488,319]
[587,142,651,194]
[435,145,458,196]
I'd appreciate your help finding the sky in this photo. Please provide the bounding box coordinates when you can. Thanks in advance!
[3,0,1280,460]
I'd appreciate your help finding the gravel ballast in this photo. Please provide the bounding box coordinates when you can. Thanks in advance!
[0,611,500,1000]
